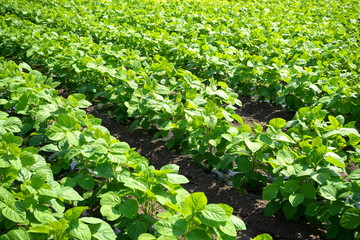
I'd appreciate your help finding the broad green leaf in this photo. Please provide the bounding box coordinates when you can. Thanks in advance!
[245,140,263,153]
[276,150,295,165]
[0,228,31,240]
[57,114,77,129]
[77,174,95,190]
[305,203,321,217]
[325,152,345,168]
[348,169,360,180]
[3,117,22,133]
[258,134,273,145]
[123,178,148,192]
[252,233,273,240]
[319,185,337,201]
[219,219,237,237]
[65,207,89,221]
[80,218,116,240]
[58,187,84,201]
[126,220,150,240]
[184,192,207,214]
[69,220,92,240]
[229,215,246,230]
[2,206,27,223]
[94,163,114,178]
[138,233,157,240]
[282,202,297,220]
[30,172,47,189]
[235,155,252,173]
[166,173,189,184]
[300,183,317,199]
[340,208,360,229]
[264,201,281,216]
[186,229,212,240]
[110,142,130,154]
[155,218,175,236]
[204,115,217,129]
[218,203,233,217]
[198,204,227,227]
[118,199,138,218]
[283,180,300,194]
[263,184,279,201]
[269,118,286,129]
[288,193,304,207]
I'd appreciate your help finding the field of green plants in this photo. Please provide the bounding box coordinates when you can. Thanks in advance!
[0,0,359,239]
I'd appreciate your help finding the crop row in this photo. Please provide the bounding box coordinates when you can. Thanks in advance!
[0,58,251,240]
[0,0,359,238]
[1,0,359,120]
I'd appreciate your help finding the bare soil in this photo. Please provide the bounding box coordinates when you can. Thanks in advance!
[86,97,326,240]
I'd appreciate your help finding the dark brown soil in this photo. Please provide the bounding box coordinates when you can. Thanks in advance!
[86,97,326,240]
[236,97,295,127]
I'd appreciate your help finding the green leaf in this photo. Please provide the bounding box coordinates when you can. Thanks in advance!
[349,133,360,145]
[184,192,207,214]
[123,178,148,192]
[77,173,95,190]
[348,169,360,180]
[282,201,297,220]
[235,155,252,173]
[269,118,286,129]
[126,220,150,239]
[264,201,282,216]
[185,88,197,100]
[0,187,15,205]
[324,152,345,168]
[0,228,31,240]
[230,114,244,125]
[138,233,157,240]
[218,203,233,218]
[276,150,295,165]
[288,193,304,207]
[3,117,22,133]
[204,115,217,128]
[252,233,273,240]
[283,180,300,194]
[65,207,89,221]
[305,203,321,217]
[215,90,229,100]
[229,215,246,230]
[118,199,138,218]
[2,206,27,223]
[30,172,47,189]
[80,218,116,240]
[186,229,212,240]
[166,173,189,184]
[245,140,263,153]
[46,126,65,141]
[58,187,84,201]
[155,218,175,236]
[263,184,279,201]
[94,163,114,178]
[110,142,130,154]
[340,208,360,229]
[173,219,187,236]
[219,219,237,237]
[57,114,77,129]
[300,183,317,199]
[69,220,92,240]
[198,204,227,227]
[0,99,8,105]
[319,185,337,201]
[20,151,37,166]
[258,134,273,145]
